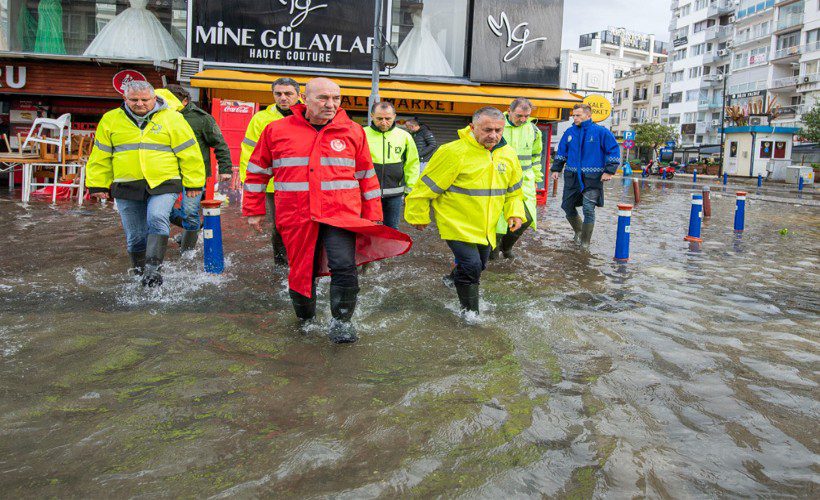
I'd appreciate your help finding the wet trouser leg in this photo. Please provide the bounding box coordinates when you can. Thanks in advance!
[499,204,534,257]
[316,224,359,342]
[116,197,149,254]
[380,195,404,230]
[581,190,598,225]
[445,240,487,313]
[266,193,288,265]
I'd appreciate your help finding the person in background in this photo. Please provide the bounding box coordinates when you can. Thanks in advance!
[405,107,524,315]
[365,101,420,229]
[161,84,233,254]
[239,78,301,266]
[550,103,620,248]
[86,81,204,287]
[404,118,437,172]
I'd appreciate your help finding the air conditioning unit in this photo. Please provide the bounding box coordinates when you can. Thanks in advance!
[717,49,729,57]
[804,76,811,83]
[726,41,734,48]
[176,58,204,83]
[749,115,769,126]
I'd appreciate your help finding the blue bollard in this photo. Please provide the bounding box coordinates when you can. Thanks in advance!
[723,172,728,185]
[757,174,762,187]
[798,175,804,192]
[661,169,667,180]
[684,192,703,243]
[734,191,747,232]
[201,199,224,274]
[693,169,698,183]
[614,204,633,262]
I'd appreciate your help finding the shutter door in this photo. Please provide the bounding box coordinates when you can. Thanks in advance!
[414,114,471,147]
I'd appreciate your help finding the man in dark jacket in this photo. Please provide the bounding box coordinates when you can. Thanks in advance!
[405,119,437,171]
[164,84,234,253]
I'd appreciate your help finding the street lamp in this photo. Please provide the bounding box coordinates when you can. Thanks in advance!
[367,1,398,124]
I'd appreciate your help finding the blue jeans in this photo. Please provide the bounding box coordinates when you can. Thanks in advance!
[169,188,203,230]
[566,190,598,224]
[116,193,178,253]
[381,195,404,230]
[446,240,490,286]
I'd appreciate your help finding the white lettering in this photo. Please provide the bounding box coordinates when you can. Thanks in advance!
[196,26,217,44]
[487,12,548,63]
[3,66,26,89]
[260,30,278,48]
[279,0,328,28]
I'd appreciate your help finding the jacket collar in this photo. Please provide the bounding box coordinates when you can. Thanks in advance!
[457,126,508,152]
[574,118,593,130]
[368,122,396,133]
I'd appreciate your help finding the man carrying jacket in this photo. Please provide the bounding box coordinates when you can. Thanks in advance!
[365,101,420,229]
[162,84,233,254]
[239,77,301,266]
[550,103,621,248]
[405,107,524,314]
[244,78,411,343]
[404,118,437,171]
[86,80,205,287]
[490,97,543,260]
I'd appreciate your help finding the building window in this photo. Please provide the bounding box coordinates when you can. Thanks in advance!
[624,88,629,98]
[614,69,623,79]
[391,0,470,77]
[653,107,659,117]
[669,92,683,103]
[689,67,703,78]
[571,83,577,91]
[686,90,700,102]
[573,63,579,73]
[654,84,661,95]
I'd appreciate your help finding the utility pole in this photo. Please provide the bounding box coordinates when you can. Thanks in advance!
[367,0,383,124]
[718,71,727,176]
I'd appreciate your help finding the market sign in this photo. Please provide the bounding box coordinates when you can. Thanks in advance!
[583,94,612,123]
[469,0,563,86]
[188,0,388,73]
[112,70,148,95]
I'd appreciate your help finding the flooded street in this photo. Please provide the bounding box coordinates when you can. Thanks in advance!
[0,179,818,497]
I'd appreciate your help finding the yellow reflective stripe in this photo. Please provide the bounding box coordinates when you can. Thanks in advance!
[112,143,173,153]
[242,137,257,147]
[448,186,507,196]
[507,180,523,192]
[172,138,196,154]
[421,176,445,194]
[94,139,113,153]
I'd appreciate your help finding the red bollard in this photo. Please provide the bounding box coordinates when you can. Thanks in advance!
[702,186,711,218]
[632,177,641,204]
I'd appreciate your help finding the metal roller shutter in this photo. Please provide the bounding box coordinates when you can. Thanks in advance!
[412,114,471,148]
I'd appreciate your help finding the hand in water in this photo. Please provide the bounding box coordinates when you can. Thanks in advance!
[247,215,265,233]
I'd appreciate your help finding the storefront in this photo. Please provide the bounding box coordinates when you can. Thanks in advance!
[186,0,579,147]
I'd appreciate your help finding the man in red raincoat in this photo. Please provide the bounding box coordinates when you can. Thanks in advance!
[243,78,412,343]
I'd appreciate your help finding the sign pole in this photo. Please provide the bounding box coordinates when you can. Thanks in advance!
[367,0,383,124]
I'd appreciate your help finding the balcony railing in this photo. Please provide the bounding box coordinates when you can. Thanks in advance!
[734,30,772,45]
[704,25,732,40]
[698,99,723,110]
[771,75,800,88]
[707,0,734,17]
[776,13,803,31]
[774,44,802,60]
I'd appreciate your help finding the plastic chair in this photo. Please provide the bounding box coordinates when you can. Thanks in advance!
[21,113,72,162]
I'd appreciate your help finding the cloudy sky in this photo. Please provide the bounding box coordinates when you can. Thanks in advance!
[561,0,673,49]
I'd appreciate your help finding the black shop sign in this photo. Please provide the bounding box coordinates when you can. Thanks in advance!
[188,0,388,73]
[469,0,564,86]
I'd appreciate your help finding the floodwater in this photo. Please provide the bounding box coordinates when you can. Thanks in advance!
[0,178,818,497]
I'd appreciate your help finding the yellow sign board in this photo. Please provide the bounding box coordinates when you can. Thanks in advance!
[583,94,612,123]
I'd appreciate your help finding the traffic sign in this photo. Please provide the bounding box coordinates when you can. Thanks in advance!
[112,70,147,95]
[666,140,676,149]
[623,140,635,150]
[623,131,636,141]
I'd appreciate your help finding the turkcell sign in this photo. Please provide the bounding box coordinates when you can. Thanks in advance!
[188,0,388,73]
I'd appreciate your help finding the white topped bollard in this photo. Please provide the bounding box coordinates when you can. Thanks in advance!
[201,199,224,274]
[614,204,633,262]
[734,191,747,233]
[684,192,703,243]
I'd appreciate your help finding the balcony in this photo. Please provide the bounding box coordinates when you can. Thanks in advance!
[704,25,732,40]
[734,30,772,47]
[773,44,802,61]
[771,75,800,89]
[776,13,803,32]
[707,0,734,17]
[703,73,725,86]
[776,105,799,116]
[698,99,723,110]
[702,50,730,64]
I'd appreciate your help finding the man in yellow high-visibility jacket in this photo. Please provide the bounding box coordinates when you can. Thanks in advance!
[405,107,525,314]
[238,77,301,266]
[86,80,205,287]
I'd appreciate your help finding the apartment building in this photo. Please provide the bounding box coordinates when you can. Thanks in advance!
[665,0,734,146]
[554,28,669,143]
[611,63,667,138]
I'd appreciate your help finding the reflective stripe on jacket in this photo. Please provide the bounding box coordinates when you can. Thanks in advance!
[239,104,287,193]
[364,125,420,198]
[404,126,525,248]
[85,101,205,191]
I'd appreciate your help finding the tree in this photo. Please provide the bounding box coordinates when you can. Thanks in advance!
[798,103,820,143]
[634,122,679,163]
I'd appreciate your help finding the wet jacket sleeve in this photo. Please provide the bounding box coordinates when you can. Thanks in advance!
[504,157,526,222]
[242,127,273,217]
[531,124,544,183]
[403,135,421,194]
[551,131,569,172]
[171,116,206,189]
[203,114,234,174]
[417,128,437,159]
[404,148,459,226]
[85,115,114,193]
[602,129,621,175]
[356,131,383,222]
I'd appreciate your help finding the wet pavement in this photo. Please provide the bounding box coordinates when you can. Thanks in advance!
[0,178,818,497]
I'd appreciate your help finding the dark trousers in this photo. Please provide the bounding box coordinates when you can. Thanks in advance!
[380,195,404,230]
[446,240,490,286]
[314,224,358,289]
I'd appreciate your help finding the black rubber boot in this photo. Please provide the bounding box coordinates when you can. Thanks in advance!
[488,236,502,260]
[500,230,524,259]
[289,289,316,321]
[455,283,480,314]
[141,234,168,288]
[129,251,146,276]
[272,230,288,267]
[580,223,594,249]
[180,229,199,254]
[566,215,583,244]
[329,285,359,343]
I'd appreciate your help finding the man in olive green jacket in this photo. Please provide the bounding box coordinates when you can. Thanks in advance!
[164,84,234,253]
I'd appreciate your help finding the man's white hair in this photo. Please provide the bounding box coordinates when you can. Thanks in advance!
[122,80,155,97]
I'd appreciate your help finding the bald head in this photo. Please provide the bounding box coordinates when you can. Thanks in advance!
[303,77,341,125]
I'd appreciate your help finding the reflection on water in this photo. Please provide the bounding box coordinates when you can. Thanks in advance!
[0,181,818,497]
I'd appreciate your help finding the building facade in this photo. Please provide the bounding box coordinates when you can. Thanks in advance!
[611,63,667,139]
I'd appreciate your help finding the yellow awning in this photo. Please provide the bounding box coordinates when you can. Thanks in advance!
[191,69,582,120]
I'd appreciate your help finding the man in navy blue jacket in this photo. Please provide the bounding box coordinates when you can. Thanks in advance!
[550,103,621,248]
